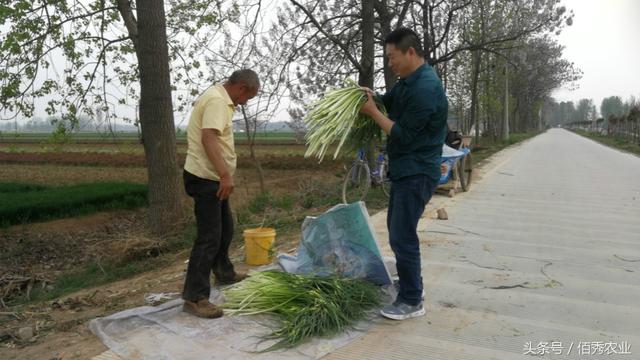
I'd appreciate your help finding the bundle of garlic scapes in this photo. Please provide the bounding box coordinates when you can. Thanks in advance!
[304,79,387,161]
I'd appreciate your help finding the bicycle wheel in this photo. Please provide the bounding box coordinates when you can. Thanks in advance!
[458,153,472,191]
[378,161,391,197]
[342,161,371,203]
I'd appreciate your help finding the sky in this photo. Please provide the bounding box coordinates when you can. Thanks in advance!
[552,0,640,109]
[4,0,639,126]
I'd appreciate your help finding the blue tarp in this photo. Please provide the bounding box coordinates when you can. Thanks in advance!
[278,202,393,285]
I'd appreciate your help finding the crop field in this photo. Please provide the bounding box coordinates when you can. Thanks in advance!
[0,131,300,144]
[0,182,147,227]
[0,134,391,307]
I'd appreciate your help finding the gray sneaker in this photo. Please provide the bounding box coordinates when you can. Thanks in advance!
[393,280,425,300]
[380,300,426,320]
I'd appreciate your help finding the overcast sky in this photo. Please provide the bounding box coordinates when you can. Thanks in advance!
[6,0,639,126]
[552,0,640,109]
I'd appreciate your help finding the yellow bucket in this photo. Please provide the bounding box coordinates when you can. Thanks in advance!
[243,227,276,265]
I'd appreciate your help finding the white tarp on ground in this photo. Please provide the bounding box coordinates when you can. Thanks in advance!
[89,202,397,359]
[89,289,387,360]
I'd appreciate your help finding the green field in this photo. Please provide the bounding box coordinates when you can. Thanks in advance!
[0,182,148,227]
[572,130,640,156]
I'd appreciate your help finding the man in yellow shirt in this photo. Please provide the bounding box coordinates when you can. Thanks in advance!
[182,69,259,318]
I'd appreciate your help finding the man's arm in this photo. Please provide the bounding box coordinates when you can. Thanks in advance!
[202,128,234,200]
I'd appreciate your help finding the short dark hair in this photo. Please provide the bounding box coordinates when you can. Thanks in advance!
[384,28,425,57]
[228,69,260,90]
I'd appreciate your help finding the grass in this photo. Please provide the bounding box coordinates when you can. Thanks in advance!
[572,130,640,156]
[7,228,196,306]
[3,177,344,306]
[0,175,407,307]
[27,261,150,303]
[234,179,344,241]
[471,132,541,164]
[0,182,47,193]
[248,191,295,214]
[0,182,148,227]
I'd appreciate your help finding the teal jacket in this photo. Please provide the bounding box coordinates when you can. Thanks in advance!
[382,64,448,182]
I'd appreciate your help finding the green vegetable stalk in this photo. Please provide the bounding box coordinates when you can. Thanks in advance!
[304,79,387,161]
[223,270,381,351]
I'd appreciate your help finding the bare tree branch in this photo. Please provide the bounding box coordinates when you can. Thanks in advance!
[289,0,363,72]
[75,37,130,111]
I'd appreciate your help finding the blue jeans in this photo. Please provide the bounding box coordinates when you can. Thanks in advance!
[387,174,437,306]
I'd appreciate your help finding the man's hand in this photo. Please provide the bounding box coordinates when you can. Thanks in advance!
[360,86,374,95]
[359,91,379,117]
[358,88,394,135]
[217,173,234,200]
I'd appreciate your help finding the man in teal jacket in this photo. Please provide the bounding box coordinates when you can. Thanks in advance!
[360,28,448,320]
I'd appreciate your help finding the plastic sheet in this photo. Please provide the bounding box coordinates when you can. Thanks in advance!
[278,202,393,285]
[90,286,387,359]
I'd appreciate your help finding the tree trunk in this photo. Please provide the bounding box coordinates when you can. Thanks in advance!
[502,63,510,140]
[360,0,374,89]
[442,32,449,92]
[135,0,183,235]
[422,1,432,64]
[512,98,519,134]
[373,0,395,90]
[470,50,481,143]
[537,105,543,131]
[361,0,377,171]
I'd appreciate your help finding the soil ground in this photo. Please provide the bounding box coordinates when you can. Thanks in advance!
[0,141,351,359]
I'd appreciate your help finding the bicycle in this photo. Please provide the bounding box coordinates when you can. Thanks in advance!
[343,139,472,203]
[342,146,391,203]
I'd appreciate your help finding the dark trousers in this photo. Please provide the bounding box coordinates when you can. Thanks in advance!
[182,170,236,302]
[387,174,437,306]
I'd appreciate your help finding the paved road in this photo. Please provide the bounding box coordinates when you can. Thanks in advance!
[327,129,640,360]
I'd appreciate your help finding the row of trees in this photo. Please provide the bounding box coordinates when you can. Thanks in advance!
[0,0,580,236]
[544,95,639,126]
[0,115,137,133]
[606,106,640,144]
[553,95,640,144]
[0,116,83,133]
[276,0,579,144]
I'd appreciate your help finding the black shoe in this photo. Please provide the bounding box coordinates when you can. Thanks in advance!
[216,272,248,286]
